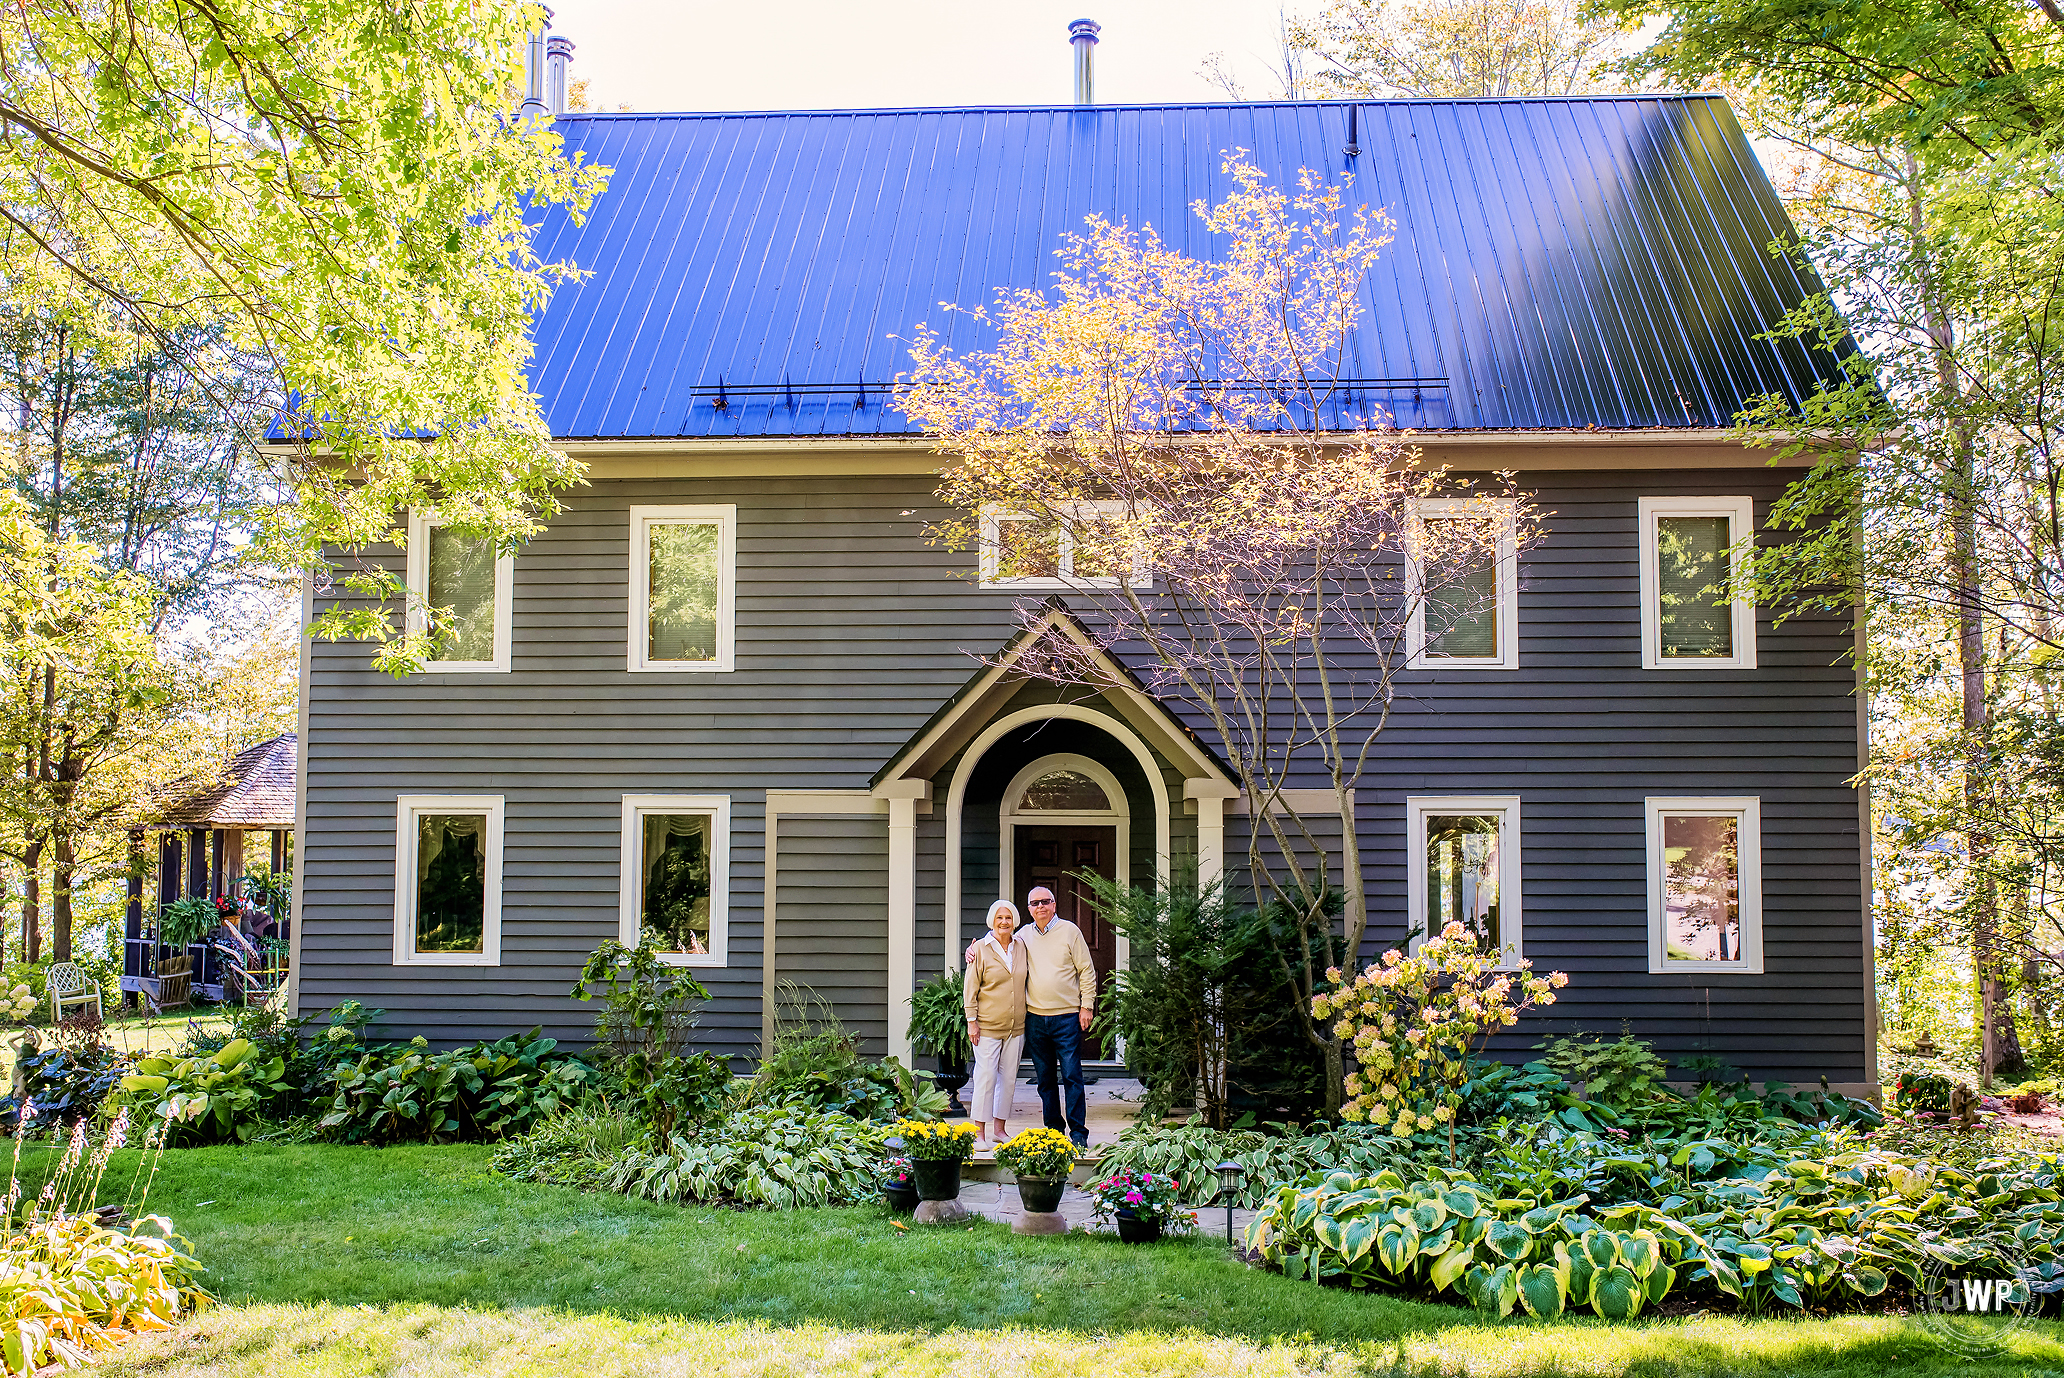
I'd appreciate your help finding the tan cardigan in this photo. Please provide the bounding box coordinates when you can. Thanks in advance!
[962,935,1028,1038]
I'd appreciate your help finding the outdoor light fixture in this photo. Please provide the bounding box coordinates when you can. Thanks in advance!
[1214,1160,1247,1244]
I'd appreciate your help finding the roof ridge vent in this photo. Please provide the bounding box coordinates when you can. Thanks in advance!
[1070,19,1100,105]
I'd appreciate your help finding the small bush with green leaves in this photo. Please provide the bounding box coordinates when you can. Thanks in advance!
[606,1105,890,1210]
[491,1103,642,1189]
[743,1019,944,1122]
[906,970,972,1067]
[1537,1032,1670,1111]
[109,1037,291,1145]
[6,1028,131,1126]
[318,1030,596,1145]
[630,1051,734,1150]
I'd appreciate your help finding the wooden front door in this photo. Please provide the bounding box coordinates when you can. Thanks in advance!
[1015,825,1119,1002]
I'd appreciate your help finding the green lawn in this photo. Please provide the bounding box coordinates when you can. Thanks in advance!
[57,1144,2064,1377]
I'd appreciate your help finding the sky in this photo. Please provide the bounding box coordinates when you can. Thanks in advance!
[546,0,1301,113]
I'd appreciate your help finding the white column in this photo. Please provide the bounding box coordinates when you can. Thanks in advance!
[1184,779,1238,892]
[874,779,930,1066]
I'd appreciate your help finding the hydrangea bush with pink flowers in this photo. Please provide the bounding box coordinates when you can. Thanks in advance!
[1312,922,1568,1140]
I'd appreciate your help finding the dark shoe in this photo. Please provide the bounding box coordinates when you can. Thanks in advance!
[1071,1134,1090,1151]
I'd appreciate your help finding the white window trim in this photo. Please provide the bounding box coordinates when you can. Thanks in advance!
[977,503,1153,591]
[1405,795,1523,967]
[628,504,738,673]
[620,794,732,967]
[1645,795,1763,975]
[1637,496,1757,671]
[1405,497,1519,670]
[392,795,504,966]
[404,511,513,673]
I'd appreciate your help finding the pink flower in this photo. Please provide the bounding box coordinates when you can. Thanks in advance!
[1124,1190,1143,1203]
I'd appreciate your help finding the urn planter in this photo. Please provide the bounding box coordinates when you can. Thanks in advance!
[910,1159,968,1224]
[1011,1174,1068,1235]
[881,1178,918,1214]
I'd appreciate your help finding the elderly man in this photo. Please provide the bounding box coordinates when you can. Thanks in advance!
[967,885,1096,1149]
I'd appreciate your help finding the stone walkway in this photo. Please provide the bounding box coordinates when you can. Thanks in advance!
[954,1177,1259,1239]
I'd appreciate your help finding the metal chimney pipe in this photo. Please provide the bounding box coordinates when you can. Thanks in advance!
[1069,19,1100,105]
[517,10,550,122]
[546,35,575,116]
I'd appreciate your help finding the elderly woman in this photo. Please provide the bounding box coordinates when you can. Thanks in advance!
[963,899,1029,1147]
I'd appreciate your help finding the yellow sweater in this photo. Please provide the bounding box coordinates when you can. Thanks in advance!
[961,935,1027,1037]
[1020,917,1097,1016]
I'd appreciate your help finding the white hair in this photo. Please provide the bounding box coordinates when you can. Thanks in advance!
[986,900,1020,927]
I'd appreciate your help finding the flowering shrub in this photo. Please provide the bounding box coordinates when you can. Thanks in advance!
[882,1153,913,1185]
[1312,922,1566,1136]
[0,984,34,1023]
[893,1118,978,1162]
[1085,1169,1195,1229]
[995,1126,1077,1178]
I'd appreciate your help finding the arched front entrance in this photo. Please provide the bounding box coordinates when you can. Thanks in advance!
[1000,753,1129,995]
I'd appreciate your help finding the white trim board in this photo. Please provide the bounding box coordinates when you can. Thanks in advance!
[1405,496,1519,671]
[1636,495,1757,671]
[391,795,505,967]
[619,794,732,968]
[1644,796,1764,975]
[1404,795,1523,967]
[628,504,738,673]
[404,510,514,673]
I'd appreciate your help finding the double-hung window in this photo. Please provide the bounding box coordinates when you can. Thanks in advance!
[393,796,504,965]
[1406,796,1522,965]
[1638,497,1756,669]
[1645,796,1763,974]
[620,795,731,966]
[405,512,512,672]
[1407,498,1518,670]
[629,505,737,672]
[978,503,1150,590]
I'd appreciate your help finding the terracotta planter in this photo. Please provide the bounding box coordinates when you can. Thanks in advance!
[1015,1174,1067,1214]
[881,1179,918,1213]
[1115,1209,1162,1244]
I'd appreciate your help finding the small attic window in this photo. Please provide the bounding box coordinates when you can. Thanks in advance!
[1019,770,1110,812]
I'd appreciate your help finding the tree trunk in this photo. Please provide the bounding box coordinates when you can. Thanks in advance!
[21,835,41,964]
[50,833,73,964]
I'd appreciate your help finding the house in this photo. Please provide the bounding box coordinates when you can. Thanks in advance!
[286,78,1877,1094]
[128,732,296,1004]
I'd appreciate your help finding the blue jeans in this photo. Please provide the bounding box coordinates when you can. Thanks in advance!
[1024,1011,1087,1143]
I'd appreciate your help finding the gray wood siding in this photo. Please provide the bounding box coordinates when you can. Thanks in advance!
[300,467,1867,1081]
[773,815,889,1057]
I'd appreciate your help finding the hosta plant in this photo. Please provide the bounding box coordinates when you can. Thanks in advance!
[1247,1166,1701,1319]
[1311,923,1566,1144]
[607,1106,890,1210]
[110,1038,289,1145]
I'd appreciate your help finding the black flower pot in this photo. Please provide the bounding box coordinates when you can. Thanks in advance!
[882,1179,919,1214]
[1015,1174,1067,1214]
[936,1057,971,1118]
[911,1159,963,1202]
[1115,1209,1162,1244]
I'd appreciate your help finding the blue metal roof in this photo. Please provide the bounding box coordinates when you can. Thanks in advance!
[529,98,1844,438]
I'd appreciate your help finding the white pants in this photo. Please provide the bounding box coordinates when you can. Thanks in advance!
[968,1031,1025,1123]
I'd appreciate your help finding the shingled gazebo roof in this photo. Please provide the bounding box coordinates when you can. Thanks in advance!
[157,733,297,829]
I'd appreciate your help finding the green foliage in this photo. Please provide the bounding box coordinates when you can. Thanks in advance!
[490,1104,641,1190]
[1086,1169,1195,1228]
[1252,1166,1704,1318]
[1097,1116,1430,1208]
[1894,1069,1957,1114]
[744,1002,942,1122]
[317,1031,595,1146]
[0,1212,210,1371]
[156,897,220,949]
[7,1030,130,1125]
[572,931,710,1064]
[1537,1031,1669,1112]
[606,1106,891,1210]
[1319,923,1567,1138]
[632,1052,733,1152]
[905,971,972,1066]
[110,1037,289,1145]
[1090,873,1309,1127]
